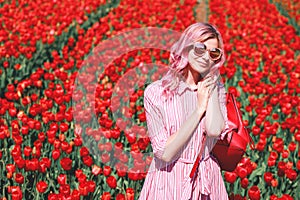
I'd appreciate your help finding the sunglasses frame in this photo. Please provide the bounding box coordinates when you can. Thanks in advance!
[193,42,223,61]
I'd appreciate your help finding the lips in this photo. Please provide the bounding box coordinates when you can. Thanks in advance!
[194,59,210,68]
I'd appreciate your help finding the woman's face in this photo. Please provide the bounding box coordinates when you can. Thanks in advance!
[187,38,219,77]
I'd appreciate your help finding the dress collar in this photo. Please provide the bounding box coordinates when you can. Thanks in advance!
[177,79,198,95]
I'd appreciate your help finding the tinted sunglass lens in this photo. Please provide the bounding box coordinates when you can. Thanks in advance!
[210,48,221,60]
[194,43,206,55]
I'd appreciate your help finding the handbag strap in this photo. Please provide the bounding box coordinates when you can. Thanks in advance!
[189,132,207,178]
[229,92,255,150]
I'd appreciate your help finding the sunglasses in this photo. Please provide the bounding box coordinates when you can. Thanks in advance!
[193,42,223,61]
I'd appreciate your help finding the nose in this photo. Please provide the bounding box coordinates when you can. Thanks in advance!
[202,51,210,61]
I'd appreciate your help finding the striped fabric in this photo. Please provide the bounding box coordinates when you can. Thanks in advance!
[138,78,229,200]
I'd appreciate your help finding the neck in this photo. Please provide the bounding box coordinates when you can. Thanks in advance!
[185,64,209,86]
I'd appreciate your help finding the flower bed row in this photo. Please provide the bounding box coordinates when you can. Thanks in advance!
[0,0,106,59]
[270,0,300,32]
[209,0,300,199]
[0,0,120,92]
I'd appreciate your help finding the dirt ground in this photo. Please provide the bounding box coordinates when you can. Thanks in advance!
[195,0,208,22]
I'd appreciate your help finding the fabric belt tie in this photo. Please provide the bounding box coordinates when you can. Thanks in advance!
[180,155,214,200]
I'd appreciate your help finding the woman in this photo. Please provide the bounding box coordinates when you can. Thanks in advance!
[139,23,229,200]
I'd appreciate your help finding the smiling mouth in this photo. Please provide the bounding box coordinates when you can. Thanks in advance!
[195,60,209,67]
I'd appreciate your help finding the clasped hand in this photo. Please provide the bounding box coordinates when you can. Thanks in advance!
[196,72,220,112]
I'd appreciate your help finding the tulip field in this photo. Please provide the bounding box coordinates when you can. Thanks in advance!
[0,0,299,199]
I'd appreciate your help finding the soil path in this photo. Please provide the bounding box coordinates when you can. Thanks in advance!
[195,0,208,22]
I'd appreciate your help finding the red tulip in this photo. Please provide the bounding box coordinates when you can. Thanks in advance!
[73,136,82,146]
[36,181,48,193]
[82,156,93,167]
[281,150,289,159]
[277,161,286,177]
[273,138,284,153]
[114,142,123,154]
[52,149,60,160]
[14,158,25,169]
[92,165,102,176]
[263,172,273,185]
[21,125,29,135]
[8,108,17,117]
[77,174,87,183]
[288,142,297,152]
[101,152,110,163]
[71,189,80,200]
[116,193,126,200]
[23,146,32,157]
[119,153,129,163]
[60,122,69,133]
[60,157,72,171]
[240,178,249,189]
[104,142,112,152]
[75,169,83,179]
[285,168,297,181]
[297,160,300,171]
[61,141,69,152]
[101,192,111,200]
[103,166,111,176]
[57,174,67,185]
[27,119,35,129]
[48,193,60,200]
[117,164,128,177]
[53,139,61,149]
[0,126,8,140]
[13,135,22,145]
[87,180,96,193]
[125,130,136,144]
[224,171,237,183]
[3,61,9,68]
[59,184,71,196]
[138,112,146,122]
[14,173,24,184]
[256,138,266,152]
[126,188,135,200]
[38,158,50,173]
[248,186,260,200]
[80,147,90,157]
[252,126,260,136]
[106,175,117,189]
[128,167,142,181]
[35,121,41,130]
[6,164,16,174]
[8,186,22,200]
[25,158,39,171]
[78,182,88,196]
[281,194,293,199]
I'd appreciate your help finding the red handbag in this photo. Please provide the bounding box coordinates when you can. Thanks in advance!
[211,92,254,171]
[190,92,254,178]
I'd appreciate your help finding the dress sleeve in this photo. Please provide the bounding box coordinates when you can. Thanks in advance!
[143,84,168,161]
[217,81,230,140]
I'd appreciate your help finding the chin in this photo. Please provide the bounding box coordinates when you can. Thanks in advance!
[196,67,210,76]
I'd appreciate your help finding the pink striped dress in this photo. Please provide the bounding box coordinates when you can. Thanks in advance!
[138,78,229,200]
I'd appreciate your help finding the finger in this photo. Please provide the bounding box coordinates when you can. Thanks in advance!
[204,78,215,87]
[207,84,216,94]
[208,83,216,94]
[214,75,220,83]
[197,81,203,89]
[208,84,213,94]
